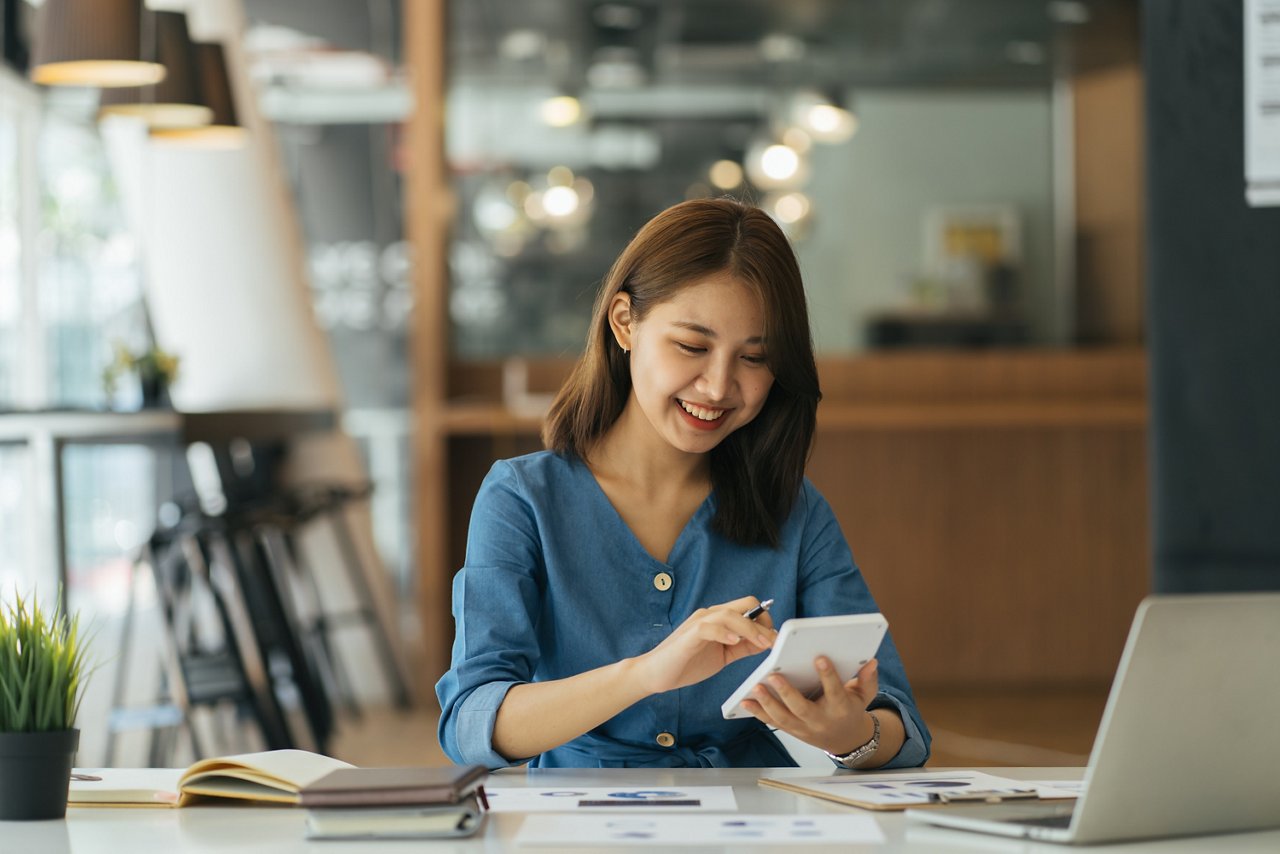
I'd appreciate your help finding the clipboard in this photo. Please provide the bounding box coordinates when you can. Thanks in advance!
[759,771,1052,811]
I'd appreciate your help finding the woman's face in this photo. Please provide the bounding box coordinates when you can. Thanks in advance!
[611,273,775,457]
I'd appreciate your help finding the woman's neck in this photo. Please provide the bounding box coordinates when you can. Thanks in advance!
[589,398,710,497]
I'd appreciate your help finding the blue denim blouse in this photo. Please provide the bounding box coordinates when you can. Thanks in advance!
[435,451,931,770]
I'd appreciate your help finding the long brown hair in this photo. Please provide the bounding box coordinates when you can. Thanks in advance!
[543,198,821,548]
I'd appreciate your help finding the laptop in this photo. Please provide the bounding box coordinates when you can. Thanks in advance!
[907,593,1280,845]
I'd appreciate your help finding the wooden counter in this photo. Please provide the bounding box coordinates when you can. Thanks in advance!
[414,349,1148,689]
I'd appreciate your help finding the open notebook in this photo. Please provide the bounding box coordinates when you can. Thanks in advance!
[70,749,485,810]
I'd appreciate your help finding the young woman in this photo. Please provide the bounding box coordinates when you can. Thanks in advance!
[436,198,930,769]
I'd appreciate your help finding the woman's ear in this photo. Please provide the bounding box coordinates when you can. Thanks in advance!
[607,292,634,352]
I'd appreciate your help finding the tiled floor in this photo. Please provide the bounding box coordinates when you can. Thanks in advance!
[328,687,1109,769]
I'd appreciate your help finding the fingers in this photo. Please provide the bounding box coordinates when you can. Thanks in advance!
[711,598,777,648]
[816,655,847,701]
[690,610,772,650]
[749,657,861,725]
[844,658,879,704]
[859,658,879,695]
[724,594,764,614]
[752,610,776,631]
[749,682,801,730]
[740,698,779,729]
[762,672,813,718]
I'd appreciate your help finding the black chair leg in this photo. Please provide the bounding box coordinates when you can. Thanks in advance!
[327,505,413,709]
[277,527,363,720]
[194,532,299,752]
[104,546,146,767]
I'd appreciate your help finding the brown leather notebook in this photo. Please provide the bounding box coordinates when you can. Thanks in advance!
[299,765,488,808]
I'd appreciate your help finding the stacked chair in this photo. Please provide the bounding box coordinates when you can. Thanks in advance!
[105,435,413,766]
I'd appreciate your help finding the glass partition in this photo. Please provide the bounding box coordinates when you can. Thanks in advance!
[444,0,1136,357]
[37,93,149,409]
[1,68,29,407]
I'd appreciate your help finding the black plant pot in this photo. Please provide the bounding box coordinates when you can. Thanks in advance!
[0,729,79,820]
[138,374,171,409]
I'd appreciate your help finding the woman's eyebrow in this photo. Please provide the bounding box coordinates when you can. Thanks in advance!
[671,320,764,344]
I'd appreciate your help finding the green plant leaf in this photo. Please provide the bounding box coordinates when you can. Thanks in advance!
[0,590,91,732]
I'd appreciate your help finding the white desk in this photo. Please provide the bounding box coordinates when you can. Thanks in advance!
[5,767,1279,852]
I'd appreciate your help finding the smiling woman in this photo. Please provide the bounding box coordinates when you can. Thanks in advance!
[434,199,930,772]
[621,273,776,445]
[545,199,820,548]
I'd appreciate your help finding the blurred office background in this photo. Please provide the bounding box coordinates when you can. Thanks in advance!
[2,0,1276,769]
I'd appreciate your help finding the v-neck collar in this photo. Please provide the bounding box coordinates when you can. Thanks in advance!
[574,455,715,567]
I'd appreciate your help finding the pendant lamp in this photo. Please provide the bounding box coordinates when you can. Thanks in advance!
[153,41,246,148]
[30,0,165,88]
[99,11,212,130]
[2,0,30,73]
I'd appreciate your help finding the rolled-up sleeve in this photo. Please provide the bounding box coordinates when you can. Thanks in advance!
[435,462,544,768]
[794,483,932,769]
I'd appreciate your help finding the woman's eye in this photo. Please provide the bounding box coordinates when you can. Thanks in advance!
[675,342,706,354]
[742,354,767,365]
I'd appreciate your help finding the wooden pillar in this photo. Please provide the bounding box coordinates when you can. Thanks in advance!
[404,0,453,684]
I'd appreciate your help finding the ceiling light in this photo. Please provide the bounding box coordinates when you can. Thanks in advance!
[587,47,646,89]
[761,144,799,181]
[745,138,809,190]
[523,191,547,222]
[759,33,806,63]
[593,3,644,30]
[1005,41,1047,65]
[99,11,211,130]
[474,188,518,232]
[542,185,580,218]
[708,159,743,190]
[1047,1,1091,25]
[499,30,546,62]
[806,104,856,141]
[772,192,811,225]
[547,165,574,187]
[151,42,246,148]
[791,91,858,144]
[782,126,813,153]
[30,0,165,87]
[506,181,533,204]
[539,95,582,127]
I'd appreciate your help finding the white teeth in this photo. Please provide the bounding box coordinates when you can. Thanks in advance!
[679,400,725,421]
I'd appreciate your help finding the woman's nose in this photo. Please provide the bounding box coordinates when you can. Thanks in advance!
[698,356,735,400]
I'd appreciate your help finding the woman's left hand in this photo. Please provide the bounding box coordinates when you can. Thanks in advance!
[740,656,879,755]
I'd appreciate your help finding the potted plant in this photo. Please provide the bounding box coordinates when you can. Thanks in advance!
[102,341,181,409]
[0,592,91,820]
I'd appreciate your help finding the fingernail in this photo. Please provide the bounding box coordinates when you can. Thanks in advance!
[817,657,830,671]
[757,634,771,646]
[727,633,741,644]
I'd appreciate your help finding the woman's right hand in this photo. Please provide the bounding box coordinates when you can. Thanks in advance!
[632,596,777,695]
